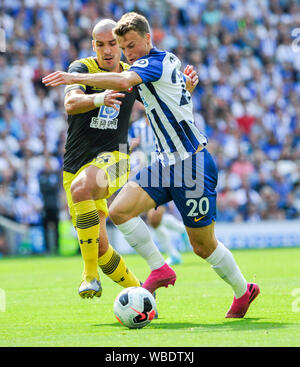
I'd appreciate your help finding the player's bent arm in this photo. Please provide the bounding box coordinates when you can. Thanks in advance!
[64,89,125,115]
[64,89,99,115]
[43,70,142,91]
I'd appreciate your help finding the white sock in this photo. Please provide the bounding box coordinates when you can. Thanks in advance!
[116,217,165,271]
[205,241,247,298]
[161,213,185,234]
[152,224,181,259]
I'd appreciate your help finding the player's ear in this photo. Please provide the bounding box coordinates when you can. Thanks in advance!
[92,40,96,52]
[145,33,152,49]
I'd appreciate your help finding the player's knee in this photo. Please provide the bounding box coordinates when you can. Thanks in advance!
[108,205,123,224]
[190,237,217,259]
[192,244,211,259]
[70,178,90,202]
[109,205,132,225]
[192,245,207,259]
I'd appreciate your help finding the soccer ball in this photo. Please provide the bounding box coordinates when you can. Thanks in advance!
[114,286,157,329]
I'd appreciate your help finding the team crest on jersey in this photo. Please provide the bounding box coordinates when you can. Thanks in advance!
[96,153,112,164]
[132,59,149,68]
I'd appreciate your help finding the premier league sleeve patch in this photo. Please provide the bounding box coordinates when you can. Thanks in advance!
[130,56,162,83]
[132,59,149,68]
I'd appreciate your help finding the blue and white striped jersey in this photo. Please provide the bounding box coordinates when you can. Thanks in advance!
[129,47,207,166]
[129,117,156,157]
[129,117,157,175]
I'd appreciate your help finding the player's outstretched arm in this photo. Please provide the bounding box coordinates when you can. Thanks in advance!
[42,70,142,91]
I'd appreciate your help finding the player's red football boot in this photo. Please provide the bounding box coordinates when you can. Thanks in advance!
[225,283,260,318]
[142,263,176,294]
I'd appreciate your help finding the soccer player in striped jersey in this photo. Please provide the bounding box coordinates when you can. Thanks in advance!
[43,12,260,318]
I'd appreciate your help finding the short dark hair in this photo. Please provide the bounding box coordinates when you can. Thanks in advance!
[113,12,151,38]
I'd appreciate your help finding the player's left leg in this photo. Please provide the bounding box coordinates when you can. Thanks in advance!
[183,217,248,298]
[173,148,259,317]
[186,222,260,318]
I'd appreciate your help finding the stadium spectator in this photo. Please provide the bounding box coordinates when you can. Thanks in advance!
[0,0,299,255]
[39,155,61,254]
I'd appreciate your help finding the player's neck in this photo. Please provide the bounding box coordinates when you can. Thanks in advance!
[146,43,153,55]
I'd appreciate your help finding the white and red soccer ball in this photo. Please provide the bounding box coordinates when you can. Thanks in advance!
[114,286,157,329]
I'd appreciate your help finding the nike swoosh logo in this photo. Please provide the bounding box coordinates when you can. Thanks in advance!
[194,215,206,222]
[130,306,146,320]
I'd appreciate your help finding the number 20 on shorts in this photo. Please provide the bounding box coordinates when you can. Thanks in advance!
[186,197,209,218]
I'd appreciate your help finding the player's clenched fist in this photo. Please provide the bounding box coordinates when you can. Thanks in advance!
[42,71,76,87]
[183,64,199,94]
[184,64,198,86]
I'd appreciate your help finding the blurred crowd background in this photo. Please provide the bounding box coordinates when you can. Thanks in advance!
[0,0,300,255]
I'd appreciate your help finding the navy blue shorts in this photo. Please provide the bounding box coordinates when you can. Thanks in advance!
[133,149,218,228]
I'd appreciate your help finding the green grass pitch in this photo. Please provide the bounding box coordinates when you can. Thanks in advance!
[0,247,299,347]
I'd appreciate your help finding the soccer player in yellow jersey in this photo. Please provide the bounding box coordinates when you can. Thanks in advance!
[45,19,199,300]
[62,19,142,298]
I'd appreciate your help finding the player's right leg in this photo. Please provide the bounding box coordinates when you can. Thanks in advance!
[77,208,141,298]
[63,161,140,298]
[96,209,140,289]
[64,166,107,298]
[109,181,176,294]
[68,165,107,298]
